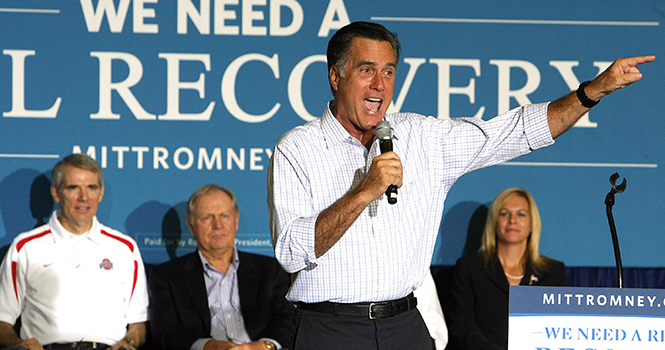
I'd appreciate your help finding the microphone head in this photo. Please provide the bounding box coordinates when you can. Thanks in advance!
[376,120,393,140]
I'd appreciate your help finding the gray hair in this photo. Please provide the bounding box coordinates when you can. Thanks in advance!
[186,184,239,221]
[52,153,104,190]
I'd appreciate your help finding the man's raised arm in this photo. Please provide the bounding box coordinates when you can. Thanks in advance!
[548,55,655,139]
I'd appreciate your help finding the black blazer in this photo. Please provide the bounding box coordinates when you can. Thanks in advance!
[148,250,295,350]
[444,253,567,350]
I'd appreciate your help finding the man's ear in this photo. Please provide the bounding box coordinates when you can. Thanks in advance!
[51,186,60,204]
[329,66,340,93]
[98,185,105,203]
[186,217,193,233]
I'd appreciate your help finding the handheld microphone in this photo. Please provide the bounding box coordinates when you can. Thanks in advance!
[376,120,397,204]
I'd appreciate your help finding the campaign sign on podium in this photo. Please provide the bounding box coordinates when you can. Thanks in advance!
[509,286,665,350]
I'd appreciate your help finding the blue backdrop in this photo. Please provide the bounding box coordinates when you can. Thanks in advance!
[0,0,662,267]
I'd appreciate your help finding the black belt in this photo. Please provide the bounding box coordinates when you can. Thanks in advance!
[44,342,109,349]
[296,293,417,319]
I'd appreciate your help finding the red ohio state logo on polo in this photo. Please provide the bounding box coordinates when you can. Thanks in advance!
[99,259,113,270]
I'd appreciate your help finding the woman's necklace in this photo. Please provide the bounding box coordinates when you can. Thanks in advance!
[504,272,524,280]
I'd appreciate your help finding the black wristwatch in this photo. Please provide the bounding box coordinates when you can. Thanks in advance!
[576,81,599,108]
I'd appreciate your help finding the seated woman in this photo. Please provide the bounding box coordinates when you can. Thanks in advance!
[445,187,568,350]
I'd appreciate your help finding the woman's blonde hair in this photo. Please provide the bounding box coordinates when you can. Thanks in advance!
[479,187,548,273]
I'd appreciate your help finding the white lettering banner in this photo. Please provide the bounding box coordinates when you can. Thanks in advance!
[510,286,665,349]
[0,1,662,266]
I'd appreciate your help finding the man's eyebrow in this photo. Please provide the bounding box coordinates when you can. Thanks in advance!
[355,61,397,68]
[356,60,377,67]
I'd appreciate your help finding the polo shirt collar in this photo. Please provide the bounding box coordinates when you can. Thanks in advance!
[48,210,101,244]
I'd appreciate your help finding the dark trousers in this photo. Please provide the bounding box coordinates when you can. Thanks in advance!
[291,307,434,350]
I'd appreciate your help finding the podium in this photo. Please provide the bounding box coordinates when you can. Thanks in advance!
[509,285,665,349]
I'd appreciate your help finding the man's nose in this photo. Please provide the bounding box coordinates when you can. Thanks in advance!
[370,72,385,91]
[211,216,222,228]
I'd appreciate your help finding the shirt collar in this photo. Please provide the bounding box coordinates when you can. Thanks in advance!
[199,247,240,276]
[321,101,364,150]
[321,101,400,150]
[48,210,100,244]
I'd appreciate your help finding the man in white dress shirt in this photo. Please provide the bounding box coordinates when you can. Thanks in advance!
[267,21,654,350]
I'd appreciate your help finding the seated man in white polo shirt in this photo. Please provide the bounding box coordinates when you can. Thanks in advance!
[0,153,149,350]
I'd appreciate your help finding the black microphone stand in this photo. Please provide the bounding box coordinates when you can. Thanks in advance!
[604,173,626,289]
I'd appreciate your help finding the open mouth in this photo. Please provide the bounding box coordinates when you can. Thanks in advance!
[364,97,382,113]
